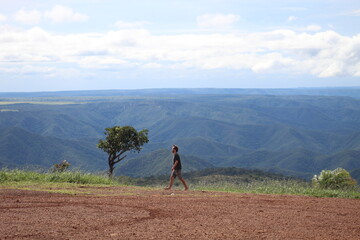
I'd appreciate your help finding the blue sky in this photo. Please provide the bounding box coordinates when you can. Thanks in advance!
[0,0,360,92]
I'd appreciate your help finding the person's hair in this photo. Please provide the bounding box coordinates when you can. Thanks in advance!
[172,145,178,152]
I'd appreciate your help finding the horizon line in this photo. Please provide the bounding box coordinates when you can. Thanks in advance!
[1,86,360,94]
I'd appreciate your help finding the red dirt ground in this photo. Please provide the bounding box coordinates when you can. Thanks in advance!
[0,186,359,239]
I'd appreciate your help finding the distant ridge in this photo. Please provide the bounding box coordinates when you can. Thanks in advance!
[0,127,105,171]
[137,167,302,186]
[1,92,360,181]
[1,87,360,98]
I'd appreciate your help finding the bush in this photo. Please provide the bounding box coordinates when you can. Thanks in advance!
[312,168,357,190]
[53,160,71,172]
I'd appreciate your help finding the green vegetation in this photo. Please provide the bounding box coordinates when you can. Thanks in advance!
[1,169,358,198]
[98,126,149,177]
[52,160,71,172]
[190,180,360,199]
[127,168,360,199]
[312,168,357,190]
[133,177,359,199]
[0,169,118,185]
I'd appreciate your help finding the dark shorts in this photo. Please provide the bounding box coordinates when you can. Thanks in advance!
[171,169,183,179]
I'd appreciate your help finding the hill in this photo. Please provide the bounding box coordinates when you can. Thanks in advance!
[135,167,302,186]
[351,169,360,183]
[115,149,214,177]
[1,89,360,180]
[0,127,105,171]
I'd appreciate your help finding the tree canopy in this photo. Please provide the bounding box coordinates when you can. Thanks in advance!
[98,126,149,177]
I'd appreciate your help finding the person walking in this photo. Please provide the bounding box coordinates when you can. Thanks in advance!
[165,145,189,191]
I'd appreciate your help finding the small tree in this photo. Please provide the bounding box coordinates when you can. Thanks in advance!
[312,168,357,190]
[97,126,149,177]
[53,160,71,172]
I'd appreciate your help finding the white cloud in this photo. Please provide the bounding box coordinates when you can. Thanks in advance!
[115,20,151,29]
[14,9,42,25]
[0,65,55,74]
[0,14,7,22]
[343,9,360,16]
[12,5,88,25]
[197,14,240,28]
[143,62,163,69]
[304,25,322,32]
[287,16,297,21]
[0,25,359,79]
[44,5,88,23]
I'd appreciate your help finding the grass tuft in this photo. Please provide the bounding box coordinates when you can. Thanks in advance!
[0,169,118,185]
[190,179,360,199]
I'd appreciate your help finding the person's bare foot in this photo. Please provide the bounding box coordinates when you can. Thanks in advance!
[184,187,189,191]
[164,187,171,190]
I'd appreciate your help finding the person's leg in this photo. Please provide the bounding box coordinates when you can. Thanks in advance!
[179,177,189,191]
[164,171,175,190]
[165,176,174,190]
[177,170,189,190]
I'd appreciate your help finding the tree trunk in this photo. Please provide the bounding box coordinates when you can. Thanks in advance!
[108,155,115,178]
[108,163,115,178]
[108,153,127,178]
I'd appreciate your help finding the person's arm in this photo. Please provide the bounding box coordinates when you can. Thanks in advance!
[172,160,179,171]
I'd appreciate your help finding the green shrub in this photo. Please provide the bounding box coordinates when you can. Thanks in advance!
[312,168,357,190]
[52,160,71,173]
[0,169,118,185]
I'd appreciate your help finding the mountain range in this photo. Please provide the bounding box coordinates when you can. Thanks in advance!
[0,88,359,182]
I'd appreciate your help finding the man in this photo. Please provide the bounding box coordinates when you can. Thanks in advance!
[164,145,189,191]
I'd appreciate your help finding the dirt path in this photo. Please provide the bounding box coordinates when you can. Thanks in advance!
[0,186,359,239]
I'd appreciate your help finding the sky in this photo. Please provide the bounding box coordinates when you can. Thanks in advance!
[0,0,360,92]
